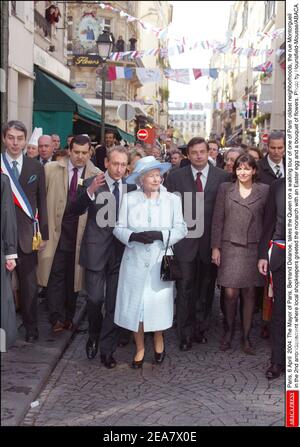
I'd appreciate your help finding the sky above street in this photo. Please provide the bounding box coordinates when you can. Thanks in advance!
[167,1,234,103]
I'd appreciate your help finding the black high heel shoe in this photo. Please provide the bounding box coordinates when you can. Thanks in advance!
[131,357,144,369]
[154,350,165,364]
[131,350,144,369]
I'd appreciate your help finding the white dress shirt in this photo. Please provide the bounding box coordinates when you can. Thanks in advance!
[105,171,123,208]
[208,156,217,167]
[191,162,210,190]
[3,152,20,259]
[68,160,84,188]
[88,171,123,207]
[267,156,285,178]
[5,152,23,177]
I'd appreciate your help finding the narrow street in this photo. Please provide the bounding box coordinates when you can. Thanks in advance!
[1,0,293,430]
[22,298,284,427]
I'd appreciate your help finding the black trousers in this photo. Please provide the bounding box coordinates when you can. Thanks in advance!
[16,249,38,335]
[176,253,217,341]
[46,247,78,325]
[85,255,121,356]
[271,264,285,366]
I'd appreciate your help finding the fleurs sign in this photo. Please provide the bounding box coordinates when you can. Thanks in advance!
[73,55,100,66]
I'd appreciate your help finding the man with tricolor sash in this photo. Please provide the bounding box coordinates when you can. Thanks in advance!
[258,178,285,379]
[1,120,49,343]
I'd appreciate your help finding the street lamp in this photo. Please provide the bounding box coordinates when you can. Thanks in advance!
[96,30,113,145]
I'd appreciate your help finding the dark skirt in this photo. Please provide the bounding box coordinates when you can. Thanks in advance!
[217,241,265,288]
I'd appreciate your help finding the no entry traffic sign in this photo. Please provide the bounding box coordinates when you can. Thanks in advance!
[137,128,149,141]
[262,133,269,144]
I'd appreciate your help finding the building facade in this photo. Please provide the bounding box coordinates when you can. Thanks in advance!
[66,1,172,137]
[209,1,285,147]
[169,105,206,143]
[5,1,70,137]
[135,1,173,131]
[66,1,145,136]
[7,1,35,133]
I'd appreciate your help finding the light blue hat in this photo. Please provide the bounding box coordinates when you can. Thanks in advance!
[126,156,171,184]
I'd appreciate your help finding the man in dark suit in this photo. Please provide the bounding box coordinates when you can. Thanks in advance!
[257,131,285,339]
[37,135,54,165]
[72,146,135,368]
[1,120,49,342]
[258,178,285,379]
[95,130,117,172]
[208,140,224,169]
[165,137,230,350]
[257,131,285,185]
[37,135,101,333]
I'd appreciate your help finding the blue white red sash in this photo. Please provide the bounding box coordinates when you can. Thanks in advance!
[1,153,36,221]
[268,239,285,298]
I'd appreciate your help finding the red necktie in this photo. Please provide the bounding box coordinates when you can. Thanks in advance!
[69,167,78,202]
[196,171,203,192]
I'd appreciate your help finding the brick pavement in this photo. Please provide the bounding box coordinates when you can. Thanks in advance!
[1,294,87,426]
[21,297,285,427]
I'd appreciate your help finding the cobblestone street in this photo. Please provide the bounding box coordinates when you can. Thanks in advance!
[22,300,285,427]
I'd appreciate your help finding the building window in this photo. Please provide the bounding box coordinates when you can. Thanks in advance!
[264,1,275,24]
[34,9,52,38]
[12,0,25,20]
[11,1,17,15]
[98,17,111,33]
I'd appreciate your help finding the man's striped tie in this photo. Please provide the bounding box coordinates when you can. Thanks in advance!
[275,165,282,178]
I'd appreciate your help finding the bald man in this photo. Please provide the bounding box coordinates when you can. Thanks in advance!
[38,135,55,165]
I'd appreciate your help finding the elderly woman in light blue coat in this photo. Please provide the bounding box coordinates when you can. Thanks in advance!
[113,156,187,369]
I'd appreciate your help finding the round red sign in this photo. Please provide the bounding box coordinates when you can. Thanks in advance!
[137,129,149,141]
[262,133,269,144]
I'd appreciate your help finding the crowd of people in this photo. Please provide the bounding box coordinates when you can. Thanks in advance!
[1,120,285,380]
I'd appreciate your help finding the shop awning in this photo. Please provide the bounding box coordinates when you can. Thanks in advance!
[107,125,135,143]
[34,68,101,123]
[34,67,135,144]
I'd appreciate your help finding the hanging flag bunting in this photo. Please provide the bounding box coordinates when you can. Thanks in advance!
[99,3,167,41]
[193,69,219,79]
[136,68,161,84]
[163,69,190,84]
[108,45,284,61]
[168,100,276,111]
[256,28,284,39]
[105,62,275,84]
[107,66,133,81]
[209,68,218,79]
[253,61,273,73]
[193,69,202,80]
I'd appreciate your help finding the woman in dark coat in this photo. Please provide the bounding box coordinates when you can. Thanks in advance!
[1,173,18,350]
[211,154,269,354]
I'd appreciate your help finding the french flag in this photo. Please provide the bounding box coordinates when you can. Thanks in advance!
[108,66,133,81]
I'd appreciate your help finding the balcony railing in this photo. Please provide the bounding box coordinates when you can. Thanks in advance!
[34,9,52,38]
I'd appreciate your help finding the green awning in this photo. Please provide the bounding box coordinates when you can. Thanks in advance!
[34,67,135,144]
[33,111,73,148]
[34,68,101,123]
